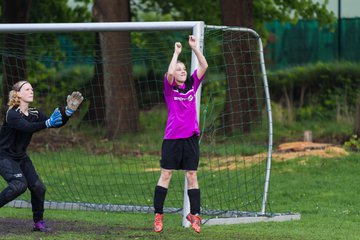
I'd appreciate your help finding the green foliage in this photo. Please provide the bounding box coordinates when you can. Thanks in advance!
[344,134,360,152]
[272,117,353,144]
[30,64,93,114]
[0,1,94,78]
[131,30,196,109]
[132,0,335,45]
[269,62,360,121]
[132,60,166,110]
[261,0,334,25]
[132,0,222,25]
[55,64,93,91]
[1,0,335,35]
[254,0,335,37]
[30,1,92,23]
[0,1,92,23]
[200,72,226,132]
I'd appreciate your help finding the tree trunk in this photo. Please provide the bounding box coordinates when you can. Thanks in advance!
[93,0,139,139]
[282,86,294,123]
[220,0,260,134]
[1,0,31,114]
[355,94,360,136]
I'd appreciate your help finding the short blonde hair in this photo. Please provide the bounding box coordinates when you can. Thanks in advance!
[7,81,29,108]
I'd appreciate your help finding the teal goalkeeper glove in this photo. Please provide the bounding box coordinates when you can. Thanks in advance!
[65,91,84,116]
[45,108,63,128]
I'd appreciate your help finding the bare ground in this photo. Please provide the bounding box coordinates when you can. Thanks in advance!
[0,217,149,237]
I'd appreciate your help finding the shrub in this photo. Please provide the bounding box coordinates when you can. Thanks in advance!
[344,134,360,151]
[268,61,360,121]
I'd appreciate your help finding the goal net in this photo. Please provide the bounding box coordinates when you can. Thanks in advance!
[0,22,279,223]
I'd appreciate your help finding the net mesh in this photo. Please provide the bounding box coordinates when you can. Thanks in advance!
[0,26,271,217]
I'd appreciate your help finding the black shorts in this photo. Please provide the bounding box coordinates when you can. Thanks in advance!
[160,134,199,171]
[0,154,40,187]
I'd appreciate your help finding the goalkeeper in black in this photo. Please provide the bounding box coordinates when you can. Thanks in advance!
[0,80,83,232]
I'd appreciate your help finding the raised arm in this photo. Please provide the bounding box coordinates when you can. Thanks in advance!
[188,35,208,79]
[166,42,182,85]
[45,91,84,128]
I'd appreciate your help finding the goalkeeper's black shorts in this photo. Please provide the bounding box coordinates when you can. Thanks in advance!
[160,134,199,171]
[0,155,40,187]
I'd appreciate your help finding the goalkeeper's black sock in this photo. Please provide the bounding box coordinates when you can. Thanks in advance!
[188,188,201,215]
[154,185,168,214]
[33,214,43,223]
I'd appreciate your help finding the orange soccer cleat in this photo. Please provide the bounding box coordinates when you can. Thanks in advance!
[153,213,164,233]
[186,213,202,233]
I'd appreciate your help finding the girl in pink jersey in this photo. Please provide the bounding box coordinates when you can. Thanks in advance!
[153,35,208,233]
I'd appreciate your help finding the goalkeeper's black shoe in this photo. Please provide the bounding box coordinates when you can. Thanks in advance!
[33,220,51,232]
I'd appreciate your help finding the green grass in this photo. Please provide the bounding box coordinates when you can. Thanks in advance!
[6,149,265,211]
[0,104,358,239]
[1,153,359,239]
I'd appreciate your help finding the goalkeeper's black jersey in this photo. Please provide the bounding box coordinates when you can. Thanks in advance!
[0,107,47,160]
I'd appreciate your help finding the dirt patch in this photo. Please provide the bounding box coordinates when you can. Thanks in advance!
[200,143,349,171]
[276,141,332,152]
[272,145,348,161]
[0,217,148,237]
[29,131,161,157]
[29,130,84,152]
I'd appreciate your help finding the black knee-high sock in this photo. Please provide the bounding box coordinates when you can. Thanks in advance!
[154,185,168,214]
[188,188,201,215]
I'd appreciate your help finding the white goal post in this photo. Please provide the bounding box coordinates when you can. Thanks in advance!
[0,21,299,226]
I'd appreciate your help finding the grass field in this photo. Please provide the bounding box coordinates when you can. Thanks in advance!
[1,152,359,239]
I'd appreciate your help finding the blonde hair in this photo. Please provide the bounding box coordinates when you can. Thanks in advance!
[7,81,29,108]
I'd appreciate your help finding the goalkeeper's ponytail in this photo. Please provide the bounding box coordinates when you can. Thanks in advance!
[7,90,20,108]
[7,80,28,108]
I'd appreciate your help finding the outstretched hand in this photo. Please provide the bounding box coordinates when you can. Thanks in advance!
[65,91,84,116]
[45,108,63,128]
[188,35,197,49]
